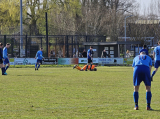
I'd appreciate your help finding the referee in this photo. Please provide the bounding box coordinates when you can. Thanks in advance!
[86,46,93,71]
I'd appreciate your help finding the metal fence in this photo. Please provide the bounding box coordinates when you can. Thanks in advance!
[0,35,106,58]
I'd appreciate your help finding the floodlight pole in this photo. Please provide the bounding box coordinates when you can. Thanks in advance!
[20,0,23,57]
[45,12,49,57]
[124,15,133,58]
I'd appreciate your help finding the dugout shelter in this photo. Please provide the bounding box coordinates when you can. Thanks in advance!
[84,41,141,58]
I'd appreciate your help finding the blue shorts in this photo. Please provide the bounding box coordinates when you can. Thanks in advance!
[3,58,9,65]
[154,60,160,68]
[37,59,42,64]
[133,65,151,86]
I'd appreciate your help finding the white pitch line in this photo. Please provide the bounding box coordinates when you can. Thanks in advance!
[1,101,160,113]
[0,102,160,113]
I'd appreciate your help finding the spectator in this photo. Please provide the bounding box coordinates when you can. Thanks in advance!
[58,49,62,57]
[76,50,78,58]
[50,50,55,58]
[126,50,131,58]
[82,49,87,58]
[101,49,110,58]
[73,54,76,58]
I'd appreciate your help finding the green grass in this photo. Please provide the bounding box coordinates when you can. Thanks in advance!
[1,67,160,118]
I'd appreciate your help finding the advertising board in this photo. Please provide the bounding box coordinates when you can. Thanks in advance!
[58,58,78,65]
[123,58,134,64]
[98,58,123,64]
[79,58,99,64]
[14,58,36,65]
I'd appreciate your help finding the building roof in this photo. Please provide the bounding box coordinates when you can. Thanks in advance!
[135,20,160,24]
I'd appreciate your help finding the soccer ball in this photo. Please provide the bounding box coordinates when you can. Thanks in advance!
[94,68,97,71]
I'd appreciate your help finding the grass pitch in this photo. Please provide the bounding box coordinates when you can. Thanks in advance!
[1,66,160,118]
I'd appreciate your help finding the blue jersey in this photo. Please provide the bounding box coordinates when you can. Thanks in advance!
[139,49,148,55]
[132,55,152,68]
[154,46,160,61]
[3,47,8,59]
[36,50,44,60]
[87,49,92,59]
[0,48,3,59]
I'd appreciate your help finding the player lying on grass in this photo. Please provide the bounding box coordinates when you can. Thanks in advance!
[132,51,153,110]
[35,47,44,71]
[73,65,97,71]
[0,43,6,75]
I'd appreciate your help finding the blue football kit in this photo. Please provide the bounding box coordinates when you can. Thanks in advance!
[35,50,44,70]
[3,47,9,65]
[2,47,10,74]
[151,45,160,78]
[86,49,93,70]
[87,49,92,59]
[153,46,160,68]
[36,50,44,60]
[132,55,152,86]
[3,47,7,59]
[132,54,152,110]
[139,49,148,55]
[132,55,152,68]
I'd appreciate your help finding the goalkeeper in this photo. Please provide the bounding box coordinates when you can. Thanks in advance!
[73,64,97,71]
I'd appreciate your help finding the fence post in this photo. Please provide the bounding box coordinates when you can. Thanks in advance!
[66,35,69,57]
[41,37,42,47]
[72,36,73,57]
[45,12,49,58]
[11,38,14,57]
[86,35,87,42]
[25,35,27,57]
[4,35,6,45]
[14,57,15,67]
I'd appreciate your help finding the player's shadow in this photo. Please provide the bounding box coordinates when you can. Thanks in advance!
[17,75,48,76]
[149,109,160,111]
[100,71,127,72]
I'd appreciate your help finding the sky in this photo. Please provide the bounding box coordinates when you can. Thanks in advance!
[137,0,151,9]
[136,0,159,16]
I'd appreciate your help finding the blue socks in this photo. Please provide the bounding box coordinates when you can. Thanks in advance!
[86,65,88,70]
[90,64,92,70]
[1,67,5,75]
[35,63,40,70]
[151,71,156,77]
[5,66,9,71]
[133,92,139,107]
[146,92,152,108]
[38,64,40,69]
[35,64,37,68]
[133,91,152,108]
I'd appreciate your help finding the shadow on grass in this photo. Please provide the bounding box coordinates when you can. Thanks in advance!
[17,75,49,76]
[100,71,127,72]
[151,110,160,111]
